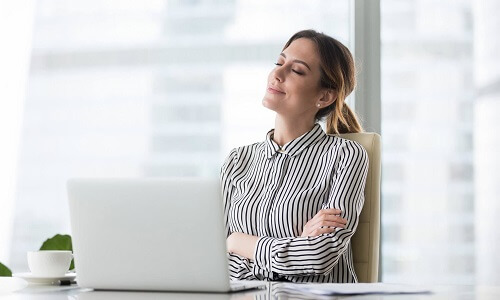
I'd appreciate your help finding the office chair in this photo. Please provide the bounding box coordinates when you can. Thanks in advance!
[336,132,381,283]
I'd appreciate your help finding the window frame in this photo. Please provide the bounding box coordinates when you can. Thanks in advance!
[351,0,381,281]
[352,0,381,135]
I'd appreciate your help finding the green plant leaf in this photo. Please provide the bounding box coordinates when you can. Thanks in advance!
[0,262,12,277]
[39,234,75,270]
[40,234,72,251]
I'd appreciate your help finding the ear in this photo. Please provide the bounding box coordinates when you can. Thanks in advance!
[317,89,337,108]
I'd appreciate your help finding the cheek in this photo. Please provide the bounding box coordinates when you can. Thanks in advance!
[305,78,324,98]
[292,82,318,102]
[267,70,276,84]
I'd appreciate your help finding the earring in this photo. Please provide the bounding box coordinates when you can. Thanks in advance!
[316,103,321,108]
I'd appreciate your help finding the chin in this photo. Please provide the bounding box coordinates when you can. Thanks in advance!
[262,98,278,112]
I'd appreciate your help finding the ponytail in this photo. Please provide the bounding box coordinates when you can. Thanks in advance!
[326,102,363,134]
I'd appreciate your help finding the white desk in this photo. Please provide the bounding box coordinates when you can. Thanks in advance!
[2,282,500,300]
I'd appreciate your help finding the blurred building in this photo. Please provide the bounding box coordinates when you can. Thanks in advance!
[474,0,500,286]
[381,0,474,284]
[9,0,349,272]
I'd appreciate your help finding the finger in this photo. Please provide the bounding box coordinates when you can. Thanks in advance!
[322,208,342,215]
[312,226,337,236]
[303,224,341,237]
[312,209,342,219]
[308,209,342,226]
[309,215,347,228]
[304,210,345,232]
[331,216,348,224]
[317,214,347,224]
[315,221,347,228]
[301,226,332,238]
[307,221,344,233]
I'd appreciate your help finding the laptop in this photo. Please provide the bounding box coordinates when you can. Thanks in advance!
[67,178,265,292]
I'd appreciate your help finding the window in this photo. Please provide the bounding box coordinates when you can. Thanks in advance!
[5,0,499,285]
[7,0,351,272]
[381,0,475,284]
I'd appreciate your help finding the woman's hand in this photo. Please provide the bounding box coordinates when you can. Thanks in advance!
[301,208,347,237]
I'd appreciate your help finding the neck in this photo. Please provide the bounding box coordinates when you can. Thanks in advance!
[273,115,316,147]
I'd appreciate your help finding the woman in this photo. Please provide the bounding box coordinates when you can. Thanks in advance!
[221,29,369,283]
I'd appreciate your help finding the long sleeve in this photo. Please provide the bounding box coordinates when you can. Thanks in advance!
[221,148,237,238]
[253,140,369,276]
[221,147,277,280]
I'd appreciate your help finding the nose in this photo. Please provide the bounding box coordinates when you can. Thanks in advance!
[273,65,284,82]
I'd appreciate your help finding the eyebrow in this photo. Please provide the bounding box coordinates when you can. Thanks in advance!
[280,53,311,71]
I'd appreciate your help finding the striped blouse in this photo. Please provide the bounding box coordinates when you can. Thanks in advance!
[220,123,369,283]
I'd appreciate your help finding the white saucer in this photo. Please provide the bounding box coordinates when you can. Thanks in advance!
[13,272,76,285]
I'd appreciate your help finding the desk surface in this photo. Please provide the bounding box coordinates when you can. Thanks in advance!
[2,281,500,300]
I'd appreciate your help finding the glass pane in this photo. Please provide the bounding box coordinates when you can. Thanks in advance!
[9,0,350,272]
[381,0,474,284]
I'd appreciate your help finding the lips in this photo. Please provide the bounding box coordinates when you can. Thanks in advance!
[267,85,285,94]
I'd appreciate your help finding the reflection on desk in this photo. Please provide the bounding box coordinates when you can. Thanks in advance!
[3,281,500,300]
[74,289,266,300]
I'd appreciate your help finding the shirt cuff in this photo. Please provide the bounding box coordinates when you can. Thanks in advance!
[254,236,275,273]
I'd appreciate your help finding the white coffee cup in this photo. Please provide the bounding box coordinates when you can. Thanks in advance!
[27,250,73,277]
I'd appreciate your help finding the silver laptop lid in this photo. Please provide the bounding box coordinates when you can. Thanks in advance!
[67,178,231,292]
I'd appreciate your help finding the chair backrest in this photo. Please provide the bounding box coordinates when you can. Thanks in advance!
[335,132,381,283]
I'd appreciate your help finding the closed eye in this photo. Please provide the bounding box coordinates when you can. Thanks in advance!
[274,63,304,75]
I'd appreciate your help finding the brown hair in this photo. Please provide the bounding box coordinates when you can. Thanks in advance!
[283,30,363,134]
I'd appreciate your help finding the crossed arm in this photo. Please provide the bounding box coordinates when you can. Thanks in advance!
[226,208,348,260]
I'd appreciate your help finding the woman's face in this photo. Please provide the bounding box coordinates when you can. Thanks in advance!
[262,38,325,120]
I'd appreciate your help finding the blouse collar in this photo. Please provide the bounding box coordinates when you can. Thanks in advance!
[264,123,325,159]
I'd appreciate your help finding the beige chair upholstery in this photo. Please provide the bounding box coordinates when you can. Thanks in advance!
[335,132,381,283]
